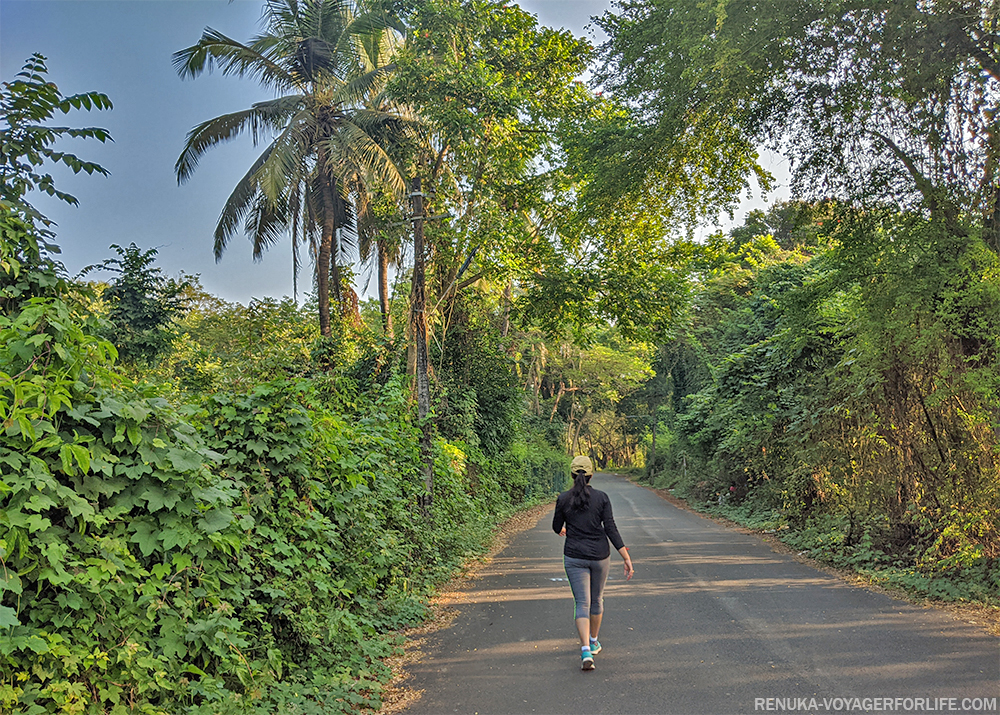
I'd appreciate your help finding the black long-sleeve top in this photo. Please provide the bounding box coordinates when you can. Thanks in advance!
[552,487,626,560]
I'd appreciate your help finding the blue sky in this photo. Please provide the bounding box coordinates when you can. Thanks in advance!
[1,0,783,305]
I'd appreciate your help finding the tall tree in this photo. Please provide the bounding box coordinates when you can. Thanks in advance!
[346,24,417,337]
[387,0,594,506]
[390,0,595,320]
[597,0,1000,248]
[355,187,407,337]
[174,0,410,336]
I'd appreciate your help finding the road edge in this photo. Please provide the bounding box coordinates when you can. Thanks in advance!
[375,501,555,714]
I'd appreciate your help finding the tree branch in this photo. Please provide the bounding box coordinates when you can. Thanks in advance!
[870,130,962,231]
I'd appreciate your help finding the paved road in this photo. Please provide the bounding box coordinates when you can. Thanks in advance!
[403,474,999,715]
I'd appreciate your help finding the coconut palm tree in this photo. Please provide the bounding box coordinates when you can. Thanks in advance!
[174,0,409,336]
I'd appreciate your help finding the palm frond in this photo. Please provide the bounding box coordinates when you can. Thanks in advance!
[176,96,305,184]
[344,8,405,52]
[256,109,315,203]
[213,145,273,260]
[324,118,406,195]
[350,106,422,145]
[334,63,395,105]
[246,190,290,261]
[339,1,402,78]
[173,28,296,93]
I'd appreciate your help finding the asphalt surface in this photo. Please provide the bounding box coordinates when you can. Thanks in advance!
[402,473,999,715]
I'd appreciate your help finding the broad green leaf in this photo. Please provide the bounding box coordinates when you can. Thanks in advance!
[130,521,159,557]
[25,635,50,653]
[140,486,180,512]
[167,447,203,473]
[0,606,20,628]
[197,507,233,534]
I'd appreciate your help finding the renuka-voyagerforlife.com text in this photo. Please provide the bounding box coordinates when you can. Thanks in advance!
[755,697,999,712]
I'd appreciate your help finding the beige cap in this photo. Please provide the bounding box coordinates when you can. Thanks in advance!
[570,455,594,476]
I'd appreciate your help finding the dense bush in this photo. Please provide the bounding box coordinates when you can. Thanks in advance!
[1,208,243,711]
[640,205,1000,602]
[0,207,567,713]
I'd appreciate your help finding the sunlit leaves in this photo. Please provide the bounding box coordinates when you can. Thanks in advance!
[388,0,596,336]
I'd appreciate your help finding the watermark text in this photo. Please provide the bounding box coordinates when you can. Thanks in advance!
[755,697,998,712]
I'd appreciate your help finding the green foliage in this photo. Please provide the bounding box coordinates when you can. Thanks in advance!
[0,211,558,711]
[84,243,190,366]
[0,205,246,712]
[597,0,1000,247]
[583,4,776,226]
[636,201,1000,605]
[518,328,653,463]
[0,54,111,226]
[393,0,593,140]
[0,48,571,712]
[518,234,690,344]
[777,515,1000,606]
[434,295,522,459]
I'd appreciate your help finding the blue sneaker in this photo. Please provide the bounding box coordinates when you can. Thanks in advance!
[589,639,602,655]
[581,647,595,670]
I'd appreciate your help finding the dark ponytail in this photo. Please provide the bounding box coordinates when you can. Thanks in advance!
[569,470,592,511]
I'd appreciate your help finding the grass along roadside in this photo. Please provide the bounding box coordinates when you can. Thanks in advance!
[619,474,1000,638]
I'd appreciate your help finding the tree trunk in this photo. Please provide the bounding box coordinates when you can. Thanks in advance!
[500,279,513,338]
[985,183,1000,254]
[331,226,343,316]
[650,407,657,470]
[317,169,340,338]
[566,398,579,457]
[550,382,565,423]
[378,236,393,338]
[410,176,434,514]
[318,210,334,339]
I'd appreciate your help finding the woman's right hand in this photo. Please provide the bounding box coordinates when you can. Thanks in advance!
[618,546,634,580]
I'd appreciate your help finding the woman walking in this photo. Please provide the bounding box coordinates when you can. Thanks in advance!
[553,455,634,670]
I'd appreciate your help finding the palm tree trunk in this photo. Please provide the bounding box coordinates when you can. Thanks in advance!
[378,236,393,338]
[317,158,340,337]
[331,225,343,316]
[318,220,333,338]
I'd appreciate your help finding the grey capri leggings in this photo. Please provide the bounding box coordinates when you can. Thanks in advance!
[564,556,611,619]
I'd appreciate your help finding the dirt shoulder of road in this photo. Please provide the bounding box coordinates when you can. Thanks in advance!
[624,475,1000,639]
[376,502,554,715]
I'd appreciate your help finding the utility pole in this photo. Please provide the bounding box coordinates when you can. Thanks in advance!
[410,176,434,515]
